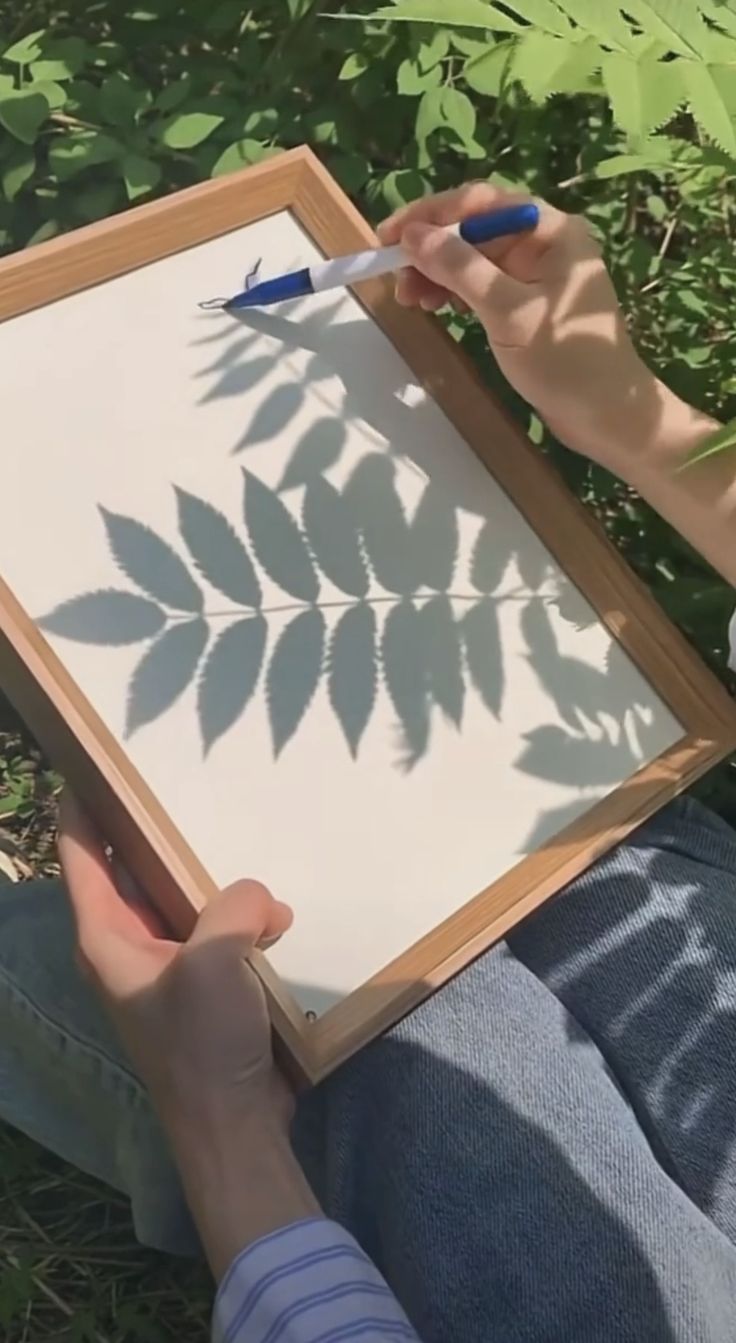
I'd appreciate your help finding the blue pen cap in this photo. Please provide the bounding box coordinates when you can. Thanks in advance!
[458,202,539,247]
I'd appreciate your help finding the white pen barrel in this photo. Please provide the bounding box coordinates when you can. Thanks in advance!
[309,222,463,294]
[310,243,406,291]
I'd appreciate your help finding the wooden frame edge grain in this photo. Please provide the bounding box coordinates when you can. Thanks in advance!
[2,147,735,1085]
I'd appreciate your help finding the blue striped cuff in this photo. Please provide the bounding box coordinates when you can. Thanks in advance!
[213,1217,418,1343]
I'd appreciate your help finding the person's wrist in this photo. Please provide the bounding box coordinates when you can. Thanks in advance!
[539,357,657,470]
[154,1064,293,1153]
[542,362,717,481]
[161,1089,320,1281]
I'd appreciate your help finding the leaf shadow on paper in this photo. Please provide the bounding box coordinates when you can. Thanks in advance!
[192,297,488,515]
[39,457,517,769]
[38,304,666,807]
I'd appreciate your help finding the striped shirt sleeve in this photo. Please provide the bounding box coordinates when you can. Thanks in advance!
[212,1217,420,1343]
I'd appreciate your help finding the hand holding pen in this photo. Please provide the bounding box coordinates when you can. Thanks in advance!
[200,199,539,312]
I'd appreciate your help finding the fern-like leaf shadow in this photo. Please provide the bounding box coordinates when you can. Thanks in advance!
[234,383,303,453]
[176,488,261,608]
[412,483,458,592]
[521,602,636,732]
[197,615,267,754]
[346,456,414,596]
[328,604,377,758]
[382,599,429,771]
[267,608,325,757]
[126,618,208,738]
[199,354,273,404]
[100,507,203,613]
[423,595,464,727]
[462,597,504,718]
[516,726,641,789]
[39,590,165,645]
[471,519,509,595]
[279,419,346,491]
[302,476,368,598]
[243,469,319,603]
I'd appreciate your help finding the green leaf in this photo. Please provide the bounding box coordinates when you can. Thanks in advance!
[352,1,520,31]
[330,151,371,193]
[416,87,445,158]
[49,132,121,181]
[501,0,572,35]
[683,61,736,155]
[338,52,369,80]
[155,76,193,112]
[397,56,443,94]
[122,152,161,200]
[683,417,736,467]
[415,28,450,65]
[100,73,147,127]
[0,90,49,144]
[552,0,636,51]
[646,192,668,220]
[512,32,592,102]
[160,111,224,149]
[463,40,515,95]
[25,218,59,247]
[72,181,121,221]
[416,85,476,159]
[210,138,266,177]
[623,0,711,58]
[593,143,674,178]
[2,30,45,65]
[1,146,34,200]
[381,167,430,209]
[676,287,709,316]
[30,36,89,80]
[699,0,736,39]
[28,79,66,110]
[531,34,603,97]
[601,53,684,138]
[243,106,279,137]
[90,40,125,68]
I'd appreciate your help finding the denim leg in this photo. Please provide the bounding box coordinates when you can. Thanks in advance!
[508,795,736,1245]
[0,877,199,1254]
[294,937,736,1342]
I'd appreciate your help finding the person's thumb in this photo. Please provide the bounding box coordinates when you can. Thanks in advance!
[400,221,523,324]
[188,879,293,956]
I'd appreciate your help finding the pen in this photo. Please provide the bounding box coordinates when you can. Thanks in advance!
[199,201,539,312]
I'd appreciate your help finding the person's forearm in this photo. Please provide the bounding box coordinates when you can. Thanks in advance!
[164,1100,320,1282]
[573,371,736,587]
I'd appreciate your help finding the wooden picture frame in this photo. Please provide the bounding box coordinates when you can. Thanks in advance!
[1,145,735,1085]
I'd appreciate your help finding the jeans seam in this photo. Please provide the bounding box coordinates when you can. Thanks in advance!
[0,963,143,1099]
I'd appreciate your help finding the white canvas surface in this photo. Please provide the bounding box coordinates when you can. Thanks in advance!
[0,208,682,1016]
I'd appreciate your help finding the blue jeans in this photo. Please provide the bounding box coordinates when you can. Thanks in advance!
[1,796,736,1341]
